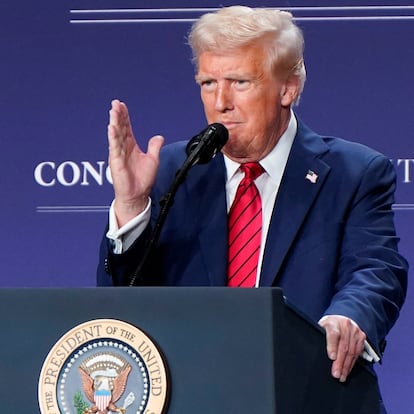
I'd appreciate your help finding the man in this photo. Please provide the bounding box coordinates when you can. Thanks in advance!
[97,5,407,399]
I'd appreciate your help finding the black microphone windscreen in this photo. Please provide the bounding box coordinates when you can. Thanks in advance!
[186,123,229,164]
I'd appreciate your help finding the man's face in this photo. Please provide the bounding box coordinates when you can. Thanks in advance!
[196,43,297,163]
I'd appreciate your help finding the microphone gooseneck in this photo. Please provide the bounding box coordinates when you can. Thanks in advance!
[128,123,229,286]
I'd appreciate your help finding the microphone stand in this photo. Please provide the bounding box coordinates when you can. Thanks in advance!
[128,140,211,286]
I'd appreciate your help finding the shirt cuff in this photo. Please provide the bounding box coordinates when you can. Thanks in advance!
[106,198,151,253]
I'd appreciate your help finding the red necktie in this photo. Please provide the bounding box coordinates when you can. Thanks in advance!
[227,162,264,287]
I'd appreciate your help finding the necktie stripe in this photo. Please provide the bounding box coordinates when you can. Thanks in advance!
[228,248,260,287]
[228,243,261,273]
[232,181,256,203]
[227,162,264,288]
[236,267,258,287]
[228,224,261,254]
[228,197,260,232]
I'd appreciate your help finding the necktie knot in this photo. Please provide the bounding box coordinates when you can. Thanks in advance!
[240,162,264,182]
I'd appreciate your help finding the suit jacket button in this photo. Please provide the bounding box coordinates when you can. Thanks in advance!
[104,258,111,274]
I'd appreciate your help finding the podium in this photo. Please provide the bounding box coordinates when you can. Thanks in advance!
[0,287,381,413]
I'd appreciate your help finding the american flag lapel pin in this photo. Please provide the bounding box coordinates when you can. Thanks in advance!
[305,169,318,184]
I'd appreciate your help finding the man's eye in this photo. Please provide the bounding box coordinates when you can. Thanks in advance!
[234,79,250,89]
[200,80,216,90]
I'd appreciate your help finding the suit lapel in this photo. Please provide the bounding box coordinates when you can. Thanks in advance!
[260,122,331,286]
[181,121,332,287]
[184,154,228,285]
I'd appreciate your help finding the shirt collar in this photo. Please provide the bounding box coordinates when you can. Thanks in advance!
[224,111,297,182]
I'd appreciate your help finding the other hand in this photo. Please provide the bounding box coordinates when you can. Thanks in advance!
[318,315,366,382]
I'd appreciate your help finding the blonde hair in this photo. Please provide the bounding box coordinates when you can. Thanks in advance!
[188,6,306,102]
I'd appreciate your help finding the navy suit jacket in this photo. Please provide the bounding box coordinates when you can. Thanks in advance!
[98,119,407,354]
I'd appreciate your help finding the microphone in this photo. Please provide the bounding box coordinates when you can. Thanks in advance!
[128,123,228,286]
[185,123,229,166]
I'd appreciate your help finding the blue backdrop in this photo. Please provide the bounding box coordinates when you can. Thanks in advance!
[1,1,413,412]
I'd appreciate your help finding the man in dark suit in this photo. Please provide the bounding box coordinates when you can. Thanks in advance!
[97,5,407,395]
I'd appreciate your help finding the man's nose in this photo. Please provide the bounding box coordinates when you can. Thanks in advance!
[214,84,234,112]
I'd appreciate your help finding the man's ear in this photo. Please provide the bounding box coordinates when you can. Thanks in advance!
[280,76,300,107]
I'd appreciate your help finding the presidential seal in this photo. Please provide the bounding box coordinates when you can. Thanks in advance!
[38,319,168,414]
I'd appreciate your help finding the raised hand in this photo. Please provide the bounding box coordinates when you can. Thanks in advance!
[107,99,164,227]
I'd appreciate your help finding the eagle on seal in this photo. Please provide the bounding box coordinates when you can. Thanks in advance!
[78,363,132,414]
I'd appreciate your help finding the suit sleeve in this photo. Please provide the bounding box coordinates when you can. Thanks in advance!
[323,154,408,354]
[96,223,162,286]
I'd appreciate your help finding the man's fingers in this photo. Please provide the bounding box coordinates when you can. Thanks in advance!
[147,135,165,159]
[337,329,366,382]
[319,318,340,361]
[109,100,132,137]
[319,315,366,383]
[108,124,124,160]
[326,324,345,380]
[332,332,352,382]
[108,100,141,161]
[109,99,122,127]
